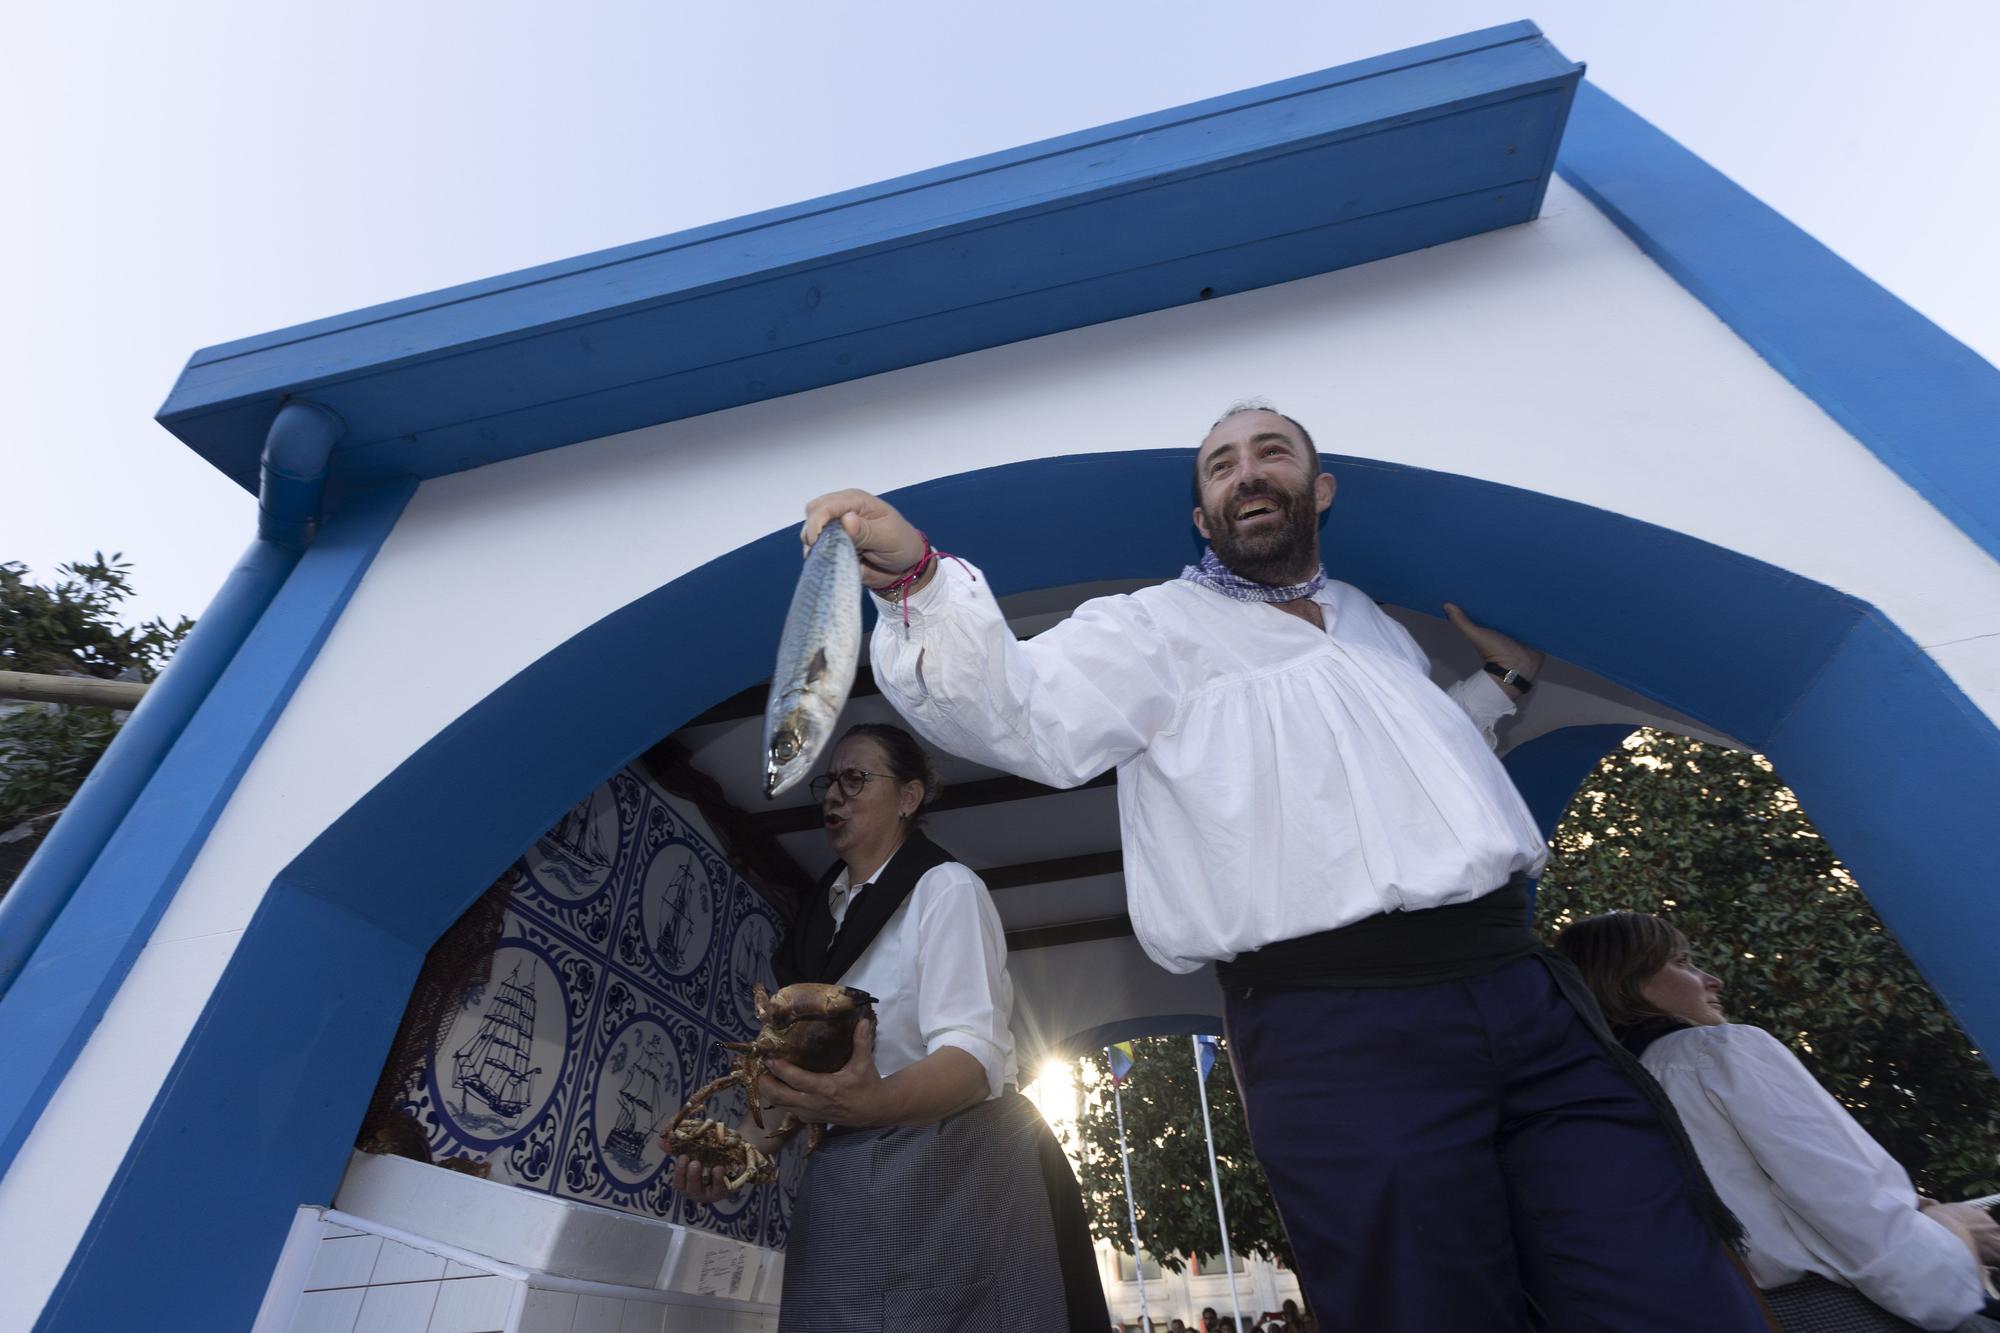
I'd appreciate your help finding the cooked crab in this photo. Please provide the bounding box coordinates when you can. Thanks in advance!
[661,982,878,1171]
[660,1115,777,1190]
[726,982,877,1130]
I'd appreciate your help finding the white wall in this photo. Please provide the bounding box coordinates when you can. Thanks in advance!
[253,1205,779,1333]
[8,177,1998,1321]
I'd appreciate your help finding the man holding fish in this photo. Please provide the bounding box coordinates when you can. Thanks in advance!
[799,404,1766,1332]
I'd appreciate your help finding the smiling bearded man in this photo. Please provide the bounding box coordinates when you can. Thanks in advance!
[1191,406,1326,585]
[799,403,1763,1332]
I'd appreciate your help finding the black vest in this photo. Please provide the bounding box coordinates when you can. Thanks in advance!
[772,830,958,986]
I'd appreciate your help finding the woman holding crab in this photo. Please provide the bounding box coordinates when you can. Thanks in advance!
[667,721,1107,1332]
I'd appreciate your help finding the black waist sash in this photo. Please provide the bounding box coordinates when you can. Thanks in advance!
[1216,875,1537,991]
[1215,874,1747,1253]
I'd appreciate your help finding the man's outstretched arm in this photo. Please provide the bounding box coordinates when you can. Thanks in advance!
[800,489,1179,788]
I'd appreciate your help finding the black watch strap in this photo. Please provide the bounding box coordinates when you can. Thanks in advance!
[1484,661,1533,693]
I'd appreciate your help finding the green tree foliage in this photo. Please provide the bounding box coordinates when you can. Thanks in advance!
[0,556,191,896]
[1065,1040,1292,1271]
[1537,729,2000,1199]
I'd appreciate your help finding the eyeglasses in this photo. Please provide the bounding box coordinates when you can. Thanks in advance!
[808,768,899,802]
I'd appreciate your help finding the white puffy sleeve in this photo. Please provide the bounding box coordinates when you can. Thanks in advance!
[870,558,1183,787]
[1694,1027,1986,1330]
[909,863,1014,1098]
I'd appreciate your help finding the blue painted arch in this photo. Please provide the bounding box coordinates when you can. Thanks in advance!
[38,450,2000,1329]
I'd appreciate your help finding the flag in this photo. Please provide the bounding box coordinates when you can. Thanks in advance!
[1107,1040,1136,1086]
[1195,1033,1220,1082]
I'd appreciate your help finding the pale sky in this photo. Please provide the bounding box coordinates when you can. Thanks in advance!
[5,1,1996,625]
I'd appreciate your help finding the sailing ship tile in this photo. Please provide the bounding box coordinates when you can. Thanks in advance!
[551,983,704,1221]
[611,798,726,1010]
[413,906,599,1204]
[517,776,640,951]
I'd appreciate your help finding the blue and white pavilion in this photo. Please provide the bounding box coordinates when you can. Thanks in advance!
[3,21,1998,1332]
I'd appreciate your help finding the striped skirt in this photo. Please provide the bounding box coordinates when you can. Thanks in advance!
[778,1091,1107,1332]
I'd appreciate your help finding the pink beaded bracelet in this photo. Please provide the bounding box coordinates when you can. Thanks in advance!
[877,532,970,625]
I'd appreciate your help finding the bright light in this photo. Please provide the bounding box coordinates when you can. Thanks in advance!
[1022,1057,1080,1134]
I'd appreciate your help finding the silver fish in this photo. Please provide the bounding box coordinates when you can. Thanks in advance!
[762,525,863,798]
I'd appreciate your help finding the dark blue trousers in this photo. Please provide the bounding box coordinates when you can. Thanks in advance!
[1224,955,1766,1332]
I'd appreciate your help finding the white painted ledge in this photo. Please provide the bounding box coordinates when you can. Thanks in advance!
[331,1152,782,1307]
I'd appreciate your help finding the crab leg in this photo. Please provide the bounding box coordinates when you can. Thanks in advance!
[724,1146,772,1191]
[669,1072,745,1134]
[715,1040,772,1130]
[742,1055,769,1130]
[768,1112,806,1150]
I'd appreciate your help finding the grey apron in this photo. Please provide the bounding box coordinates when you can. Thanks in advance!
[778,1090,1107,1332]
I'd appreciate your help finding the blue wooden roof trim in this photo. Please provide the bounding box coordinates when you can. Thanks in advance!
[158,21,1581,492]
[1557,83,2000,567]
[182,21,1548,370]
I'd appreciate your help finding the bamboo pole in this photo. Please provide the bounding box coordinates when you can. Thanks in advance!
[0,671,149,710]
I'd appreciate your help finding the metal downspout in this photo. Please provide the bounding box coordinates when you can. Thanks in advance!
[0,401,343,998]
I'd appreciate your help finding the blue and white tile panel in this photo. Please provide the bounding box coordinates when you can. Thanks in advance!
[395,767,792,1250]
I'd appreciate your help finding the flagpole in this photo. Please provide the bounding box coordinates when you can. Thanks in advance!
[1111,1074,1153,1333]
[1193,1035,1246,1333]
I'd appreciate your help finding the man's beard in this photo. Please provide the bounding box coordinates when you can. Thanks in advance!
[1203,479,1322,585]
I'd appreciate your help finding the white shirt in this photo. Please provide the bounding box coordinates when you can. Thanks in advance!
[1642,1024,1986,1330]
[872,559,1548,974]
[827,846,1018,1098]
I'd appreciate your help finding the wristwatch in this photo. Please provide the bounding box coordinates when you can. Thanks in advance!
[1483,662,1534,693]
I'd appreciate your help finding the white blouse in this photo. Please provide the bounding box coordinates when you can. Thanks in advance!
[827,847,1017,1099]
[871,559,1548,974]
[1641,1024,1986,1330]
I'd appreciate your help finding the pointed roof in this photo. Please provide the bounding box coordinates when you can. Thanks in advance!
[157,21,1580,493]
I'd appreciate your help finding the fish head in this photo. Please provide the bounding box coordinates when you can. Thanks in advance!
[763,711,814,799]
